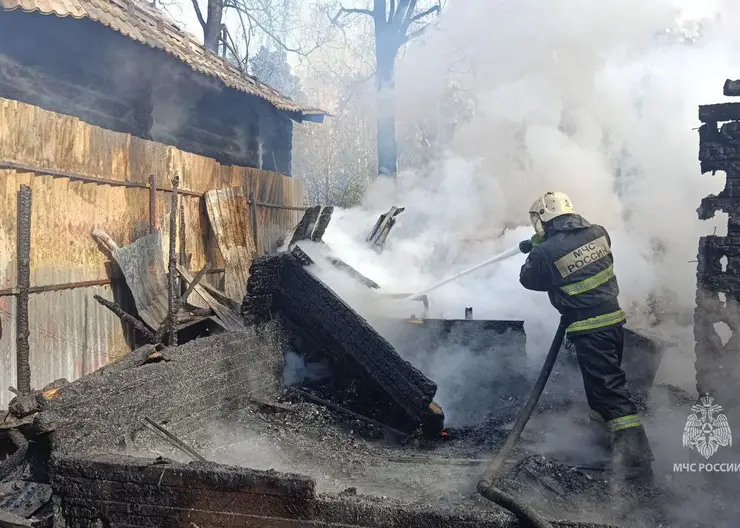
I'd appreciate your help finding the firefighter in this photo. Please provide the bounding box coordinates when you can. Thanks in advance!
[518,191,654,484]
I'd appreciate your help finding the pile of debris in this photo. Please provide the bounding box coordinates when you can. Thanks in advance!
[0,199,682,528]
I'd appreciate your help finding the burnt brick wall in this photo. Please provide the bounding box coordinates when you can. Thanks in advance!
[35,324,286,455]
[695,84,740,405]
[50,453,607,528]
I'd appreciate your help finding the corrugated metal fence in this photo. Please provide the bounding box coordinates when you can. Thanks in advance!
[0,98,305,408]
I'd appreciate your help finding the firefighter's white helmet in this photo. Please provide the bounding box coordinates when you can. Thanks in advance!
[529,191,574,235]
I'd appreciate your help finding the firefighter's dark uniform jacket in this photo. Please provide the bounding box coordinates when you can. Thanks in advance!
[518,214,650,448]
[519,213,625,336]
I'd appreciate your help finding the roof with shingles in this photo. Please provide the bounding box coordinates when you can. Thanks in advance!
[0,0,326,118]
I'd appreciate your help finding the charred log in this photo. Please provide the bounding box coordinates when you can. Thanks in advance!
[241,252,438,432]
[695,81,740,406]
[288,205,321,248]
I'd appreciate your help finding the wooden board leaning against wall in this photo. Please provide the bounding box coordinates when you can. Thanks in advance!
[0,98,305,407]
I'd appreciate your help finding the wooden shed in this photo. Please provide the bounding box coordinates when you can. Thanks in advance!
[0,0,325,407]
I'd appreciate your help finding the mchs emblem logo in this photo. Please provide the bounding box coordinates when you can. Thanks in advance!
[683,395,732,459]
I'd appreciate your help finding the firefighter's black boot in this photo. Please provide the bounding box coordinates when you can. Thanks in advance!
[611,424,654,485]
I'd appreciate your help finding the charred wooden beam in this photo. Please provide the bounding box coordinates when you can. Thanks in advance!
[177,265,243,330]
[241,252,438,431]
[15,185,32,395]
[288,206,321,248]
[93,295,155,342]
[699,103,740,123]
[141,416,207,462]
[167,175,179,346]
[724,79,740,97]
[311,206,333,241]
[152,261,211,343]
[366,206,404,252]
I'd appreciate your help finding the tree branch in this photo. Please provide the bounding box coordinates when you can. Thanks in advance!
[227,0,315,56]
[330,4,374,25]
[221,24,243,69]
[190,0,206,30]
[403,22,433,43]
[409,4,439,24]
[394,0,414,28]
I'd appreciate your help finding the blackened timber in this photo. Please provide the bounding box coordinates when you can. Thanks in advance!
[288,205,321,248]
[326,256,380,289]
[15,185,32,395]
[724,79,740,97]
[311,206,334,241]
[93,295,155,342]
[241,253,437,429]
[699,103,740,123]
[167,175,179,346]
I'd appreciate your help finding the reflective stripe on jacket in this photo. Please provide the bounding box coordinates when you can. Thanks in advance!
[519,214,626,336]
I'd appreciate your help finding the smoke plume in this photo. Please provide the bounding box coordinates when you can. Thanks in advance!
[313,0,740,393]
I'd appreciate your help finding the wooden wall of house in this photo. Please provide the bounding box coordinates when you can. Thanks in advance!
[0,97,305,408]
[0,9,294,175]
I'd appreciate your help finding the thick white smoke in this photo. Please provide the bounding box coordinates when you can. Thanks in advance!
[311,0,740,399]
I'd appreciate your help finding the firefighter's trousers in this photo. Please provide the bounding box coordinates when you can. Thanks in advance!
[569,326,654,480]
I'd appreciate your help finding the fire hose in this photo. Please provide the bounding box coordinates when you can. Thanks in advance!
[477,319,567,528]
[398,241,567,526]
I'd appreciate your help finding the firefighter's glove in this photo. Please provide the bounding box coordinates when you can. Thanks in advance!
[519,234,544,254]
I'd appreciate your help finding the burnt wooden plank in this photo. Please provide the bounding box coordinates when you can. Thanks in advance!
[724,79,740,97]
[699,103,740,123]
[55,478,313,514]
[310,206,333,241]
[38,328,285,453]
[52,456,314,498]
[241,253,437,429]
[288,205,321,248]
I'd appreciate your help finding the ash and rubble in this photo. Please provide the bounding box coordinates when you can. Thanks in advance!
[3,191,740,528]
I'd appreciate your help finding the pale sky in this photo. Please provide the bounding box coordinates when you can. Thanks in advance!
[162,0,323,69]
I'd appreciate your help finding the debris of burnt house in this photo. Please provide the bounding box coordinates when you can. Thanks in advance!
[91,227,241,346]
[376,316,664,435]
[288,206,384,290]
[366,206,405,252]
[695,79,740,406]
[241,251,440,434]
[204,186,307,301]
[32,326,286,456]
[287,207,429,316]
[48,453,622,528]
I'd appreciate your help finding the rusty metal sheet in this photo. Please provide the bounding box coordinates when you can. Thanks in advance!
[110,231,168,330]
[0,282,133,409]
[204,187,256,302]
[0,0,326,118]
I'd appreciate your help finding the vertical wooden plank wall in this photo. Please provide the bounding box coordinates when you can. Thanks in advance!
[0,98,305,407]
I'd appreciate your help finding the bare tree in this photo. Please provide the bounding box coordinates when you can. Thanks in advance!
[188,0,325,70]
[331,0,443,178]
[190,0,223,52]
[294,68,375,207]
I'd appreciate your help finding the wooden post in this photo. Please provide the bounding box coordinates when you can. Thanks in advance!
[179,204,186,266]
[249,190,260,256]
[168,175,179,346]
[16,185,32,394]
[149,175,157,233]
